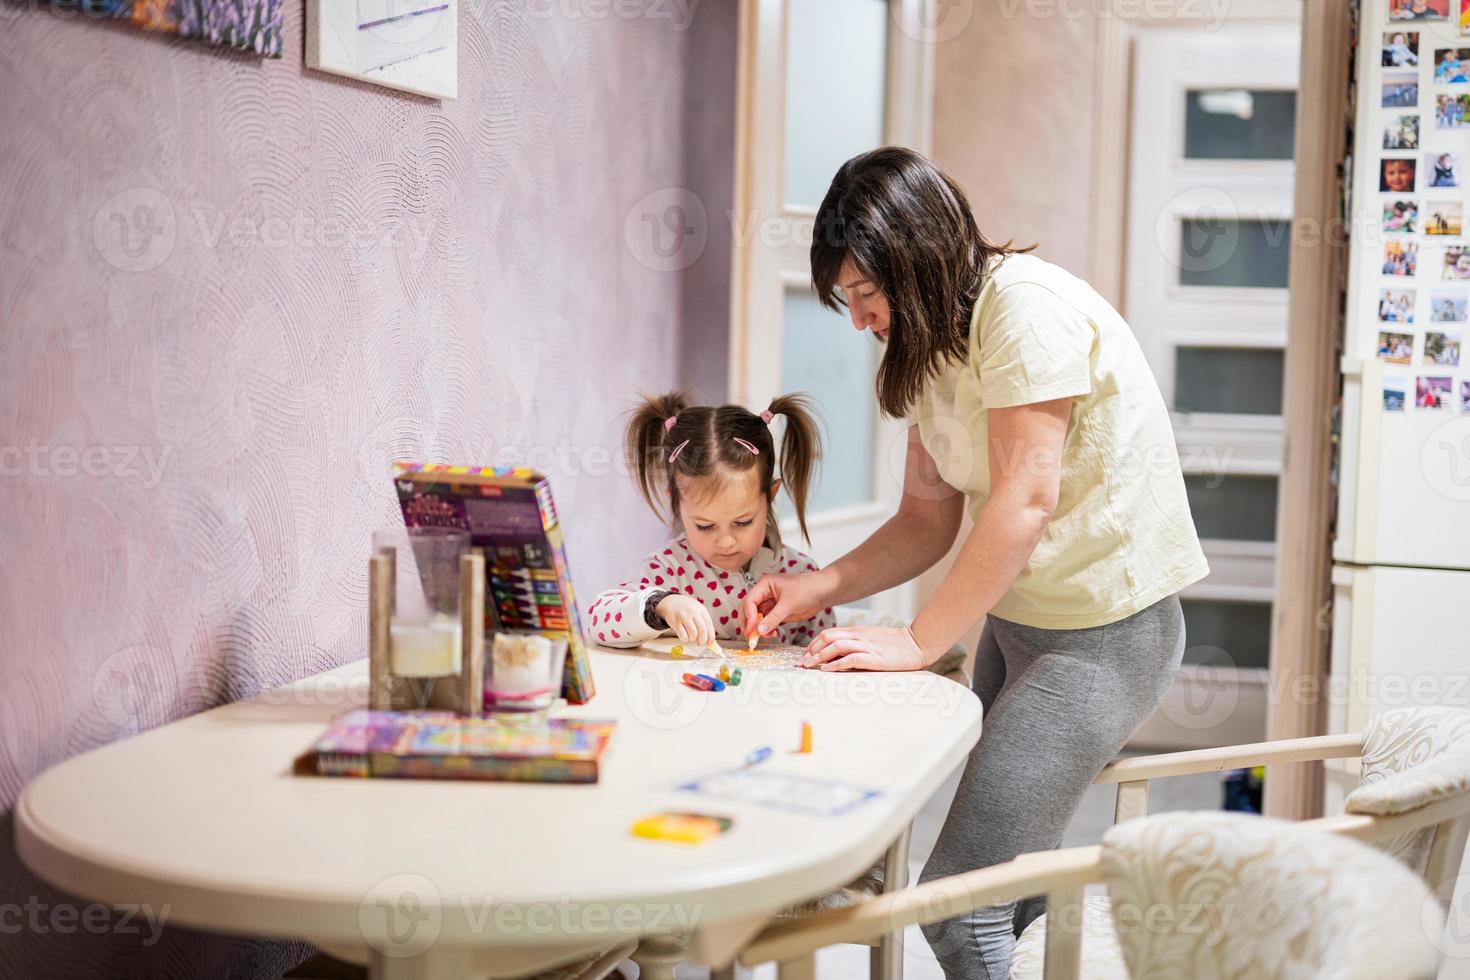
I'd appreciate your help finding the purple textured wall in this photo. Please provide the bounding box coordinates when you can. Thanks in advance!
[0,2,730,975]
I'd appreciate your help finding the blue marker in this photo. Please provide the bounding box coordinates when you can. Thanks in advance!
[745,745,773,767]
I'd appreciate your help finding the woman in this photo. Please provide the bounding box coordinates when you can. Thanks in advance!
[741,147,1207,979]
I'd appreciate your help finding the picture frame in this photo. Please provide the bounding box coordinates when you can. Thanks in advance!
[306,0,458,100]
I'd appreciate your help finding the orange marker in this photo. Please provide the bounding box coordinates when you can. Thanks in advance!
[798,720,813,754]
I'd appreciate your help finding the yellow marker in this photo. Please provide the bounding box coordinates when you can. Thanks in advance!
[798,720,813,754]
[630,812,732,844]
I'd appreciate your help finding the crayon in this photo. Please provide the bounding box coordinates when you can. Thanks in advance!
[745,745,772,766]
[695,672,727,692]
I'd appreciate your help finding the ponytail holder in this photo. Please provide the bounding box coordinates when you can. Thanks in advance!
[733,437,760,456]
[760,410,774,425]
[664,415,678,432]
[667,439,690,463]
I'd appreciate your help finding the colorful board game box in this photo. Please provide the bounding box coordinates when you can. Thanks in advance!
[300,710,616,783]
[392,463,596,704]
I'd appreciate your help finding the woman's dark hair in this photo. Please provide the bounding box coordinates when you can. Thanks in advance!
[811,146,1034,418]
[625,392,822,546]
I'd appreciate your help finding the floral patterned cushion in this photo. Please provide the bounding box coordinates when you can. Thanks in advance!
[1355,707,1470,783]
[1347,706,1470,871]
[1348,752,1470,816]
[1008,895,1127,980]
[1101,812,1437,980]
[777,863,885,917]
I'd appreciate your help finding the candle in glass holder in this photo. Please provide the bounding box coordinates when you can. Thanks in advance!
[487,631,567,712]
[374,526,468,680]
[389,612,462,677]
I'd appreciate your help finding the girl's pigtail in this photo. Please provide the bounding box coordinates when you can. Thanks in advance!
[766,393,822,545]
[626,391,690,522]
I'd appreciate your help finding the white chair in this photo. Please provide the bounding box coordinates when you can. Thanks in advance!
[1098,812,1437,979]
[738,810,1445,980]
[1010,705,1470,978]
[736,706,1470,980]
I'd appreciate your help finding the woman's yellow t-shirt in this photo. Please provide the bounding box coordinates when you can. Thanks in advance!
[909,253,1209,630]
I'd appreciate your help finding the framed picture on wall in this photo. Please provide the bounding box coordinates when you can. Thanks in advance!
[53,0,284,56]
[306,0,458,100]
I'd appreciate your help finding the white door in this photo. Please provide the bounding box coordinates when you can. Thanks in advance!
[1124,24,1300,747]
[730,0,934,617]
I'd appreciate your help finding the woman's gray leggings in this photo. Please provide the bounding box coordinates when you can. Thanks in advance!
[918,594,1186,979]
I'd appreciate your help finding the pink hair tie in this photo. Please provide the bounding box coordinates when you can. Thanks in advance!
[760,410,774,425]
[664,415,678,432]
[733,437,760,455]
[667,439,690,463]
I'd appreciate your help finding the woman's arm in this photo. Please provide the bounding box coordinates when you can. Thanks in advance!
[741,426,963,634]
[907,398,1069,656]
[820,425,965,606]
[802,397,1071,670]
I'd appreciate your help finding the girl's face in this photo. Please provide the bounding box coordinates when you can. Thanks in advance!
[677,468,780,571]
[837,259,891,342]
[1384,159,1415,191]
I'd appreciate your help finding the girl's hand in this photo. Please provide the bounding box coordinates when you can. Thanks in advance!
[741,569,835,639]
[800,625,931,672]
[657,594,717,647]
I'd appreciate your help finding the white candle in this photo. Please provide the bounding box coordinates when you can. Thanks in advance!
[490,633,556,696]
[390,613,462,677]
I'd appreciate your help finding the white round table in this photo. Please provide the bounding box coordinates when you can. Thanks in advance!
[17,647,981,978]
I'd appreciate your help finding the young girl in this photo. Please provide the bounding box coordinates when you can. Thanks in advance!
[588,392,836,650]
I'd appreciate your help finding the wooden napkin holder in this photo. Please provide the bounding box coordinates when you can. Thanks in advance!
[367,547,485,716]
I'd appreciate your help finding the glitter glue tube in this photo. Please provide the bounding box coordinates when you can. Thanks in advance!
[695,672,727,692]
[683,673,715,692]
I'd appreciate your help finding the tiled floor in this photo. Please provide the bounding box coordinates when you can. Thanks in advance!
[671,755,1223,980]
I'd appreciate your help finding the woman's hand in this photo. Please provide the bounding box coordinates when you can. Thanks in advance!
[799,625,931,672]
[741,569,836,639]
[657,594,717,647]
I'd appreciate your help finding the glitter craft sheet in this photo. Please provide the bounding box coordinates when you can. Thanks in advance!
[675,767,881,817]
[642,636,809,671]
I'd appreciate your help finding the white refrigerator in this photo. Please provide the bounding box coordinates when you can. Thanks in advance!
[1328,0,1470,814]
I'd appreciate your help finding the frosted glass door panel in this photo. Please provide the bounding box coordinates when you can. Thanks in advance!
[784,0,888,209]
[780,288,877,514]
[1174,347,1285,415]
[1184,89,1297,160]
[1183,475,1279,542]
[1181,598,1273,670]
[1178,218,1292,288]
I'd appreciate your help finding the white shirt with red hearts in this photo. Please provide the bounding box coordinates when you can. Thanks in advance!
[587,535,836,648]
